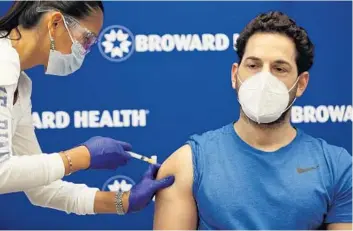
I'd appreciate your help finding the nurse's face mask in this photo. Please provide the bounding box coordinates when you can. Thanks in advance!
[37,7,98,76]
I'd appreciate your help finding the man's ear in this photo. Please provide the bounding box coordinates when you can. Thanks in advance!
[231,63,239,89]
[296,71,309,98]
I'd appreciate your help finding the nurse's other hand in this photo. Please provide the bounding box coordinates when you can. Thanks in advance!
[126,164,175,213]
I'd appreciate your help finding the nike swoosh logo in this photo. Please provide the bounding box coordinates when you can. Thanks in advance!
[296,165,319,174]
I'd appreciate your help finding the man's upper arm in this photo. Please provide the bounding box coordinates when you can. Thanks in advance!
[327,223,352,230]
[153,144,198,230]
[325,149,352,229]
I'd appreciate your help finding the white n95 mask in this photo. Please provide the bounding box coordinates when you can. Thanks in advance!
[237,71,299,124]
[45,37,85,76]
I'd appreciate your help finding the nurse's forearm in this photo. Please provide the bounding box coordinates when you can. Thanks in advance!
[59,146,91,175]
[0,153,67,194]
[93,191,130,214]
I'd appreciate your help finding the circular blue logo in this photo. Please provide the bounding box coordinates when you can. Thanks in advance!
[98,25,135,62]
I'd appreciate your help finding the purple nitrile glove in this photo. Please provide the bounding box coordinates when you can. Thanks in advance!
[127,164,175,213]
[82,136,132,169]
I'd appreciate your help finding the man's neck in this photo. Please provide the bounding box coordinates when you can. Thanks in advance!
[234,113,297,152]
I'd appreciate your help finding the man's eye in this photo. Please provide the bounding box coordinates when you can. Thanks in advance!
[247,64,258,69]
[275,67,287,73]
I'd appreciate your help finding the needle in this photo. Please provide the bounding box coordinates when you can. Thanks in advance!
[127,151,157,164]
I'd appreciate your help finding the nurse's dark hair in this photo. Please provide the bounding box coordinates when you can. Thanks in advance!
[0,1,104,39]
[235,11,314,75]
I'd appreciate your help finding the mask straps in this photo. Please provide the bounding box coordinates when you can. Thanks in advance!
[48,14,75,47]
[61,16,75,43]
[236,71,244,85]
[288,76,301,92]
[281,76,302,113]
[283,96,297,112]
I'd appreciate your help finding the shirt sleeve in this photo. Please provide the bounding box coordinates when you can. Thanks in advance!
[324,148,352,223]
[0,43,65,194]
[14,103,98,215]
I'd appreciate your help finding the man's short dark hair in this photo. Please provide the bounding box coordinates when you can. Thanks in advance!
[235,11,314,75]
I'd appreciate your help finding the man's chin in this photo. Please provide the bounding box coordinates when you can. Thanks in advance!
[240,109,290,128]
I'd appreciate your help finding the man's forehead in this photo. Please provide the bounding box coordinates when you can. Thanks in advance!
[243,33,296,64]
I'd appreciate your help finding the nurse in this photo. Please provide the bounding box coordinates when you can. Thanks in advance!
[0,1,174,215]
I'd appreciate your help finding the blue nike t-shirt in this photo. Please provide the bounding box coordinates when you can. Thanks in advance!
[186,123,352,230]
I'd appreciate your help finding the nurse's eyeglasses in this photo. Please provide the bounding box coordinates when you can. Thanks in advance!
[36,7,98,55]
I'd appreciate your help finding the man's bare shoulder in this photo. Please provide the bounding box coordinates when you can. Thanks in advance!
[154,145,198,230]
[156,145,193,191]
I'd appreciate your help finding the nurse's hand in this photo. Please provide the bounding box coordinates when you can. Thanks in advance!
[81,136,132,169]
[126,164,175,213]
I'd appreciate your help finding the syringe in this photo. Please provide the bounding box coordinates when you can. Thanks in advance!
[127,151,157,164]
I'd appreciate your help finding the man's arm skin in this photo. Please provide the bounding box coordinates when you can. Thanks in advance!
[327,223,352,230]
[153,145,198,230]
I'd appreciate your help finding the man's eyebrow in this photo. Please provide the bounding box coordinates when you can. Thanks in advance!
[245,56,262,62]
[273,59,292,66]
[244,57,293,68]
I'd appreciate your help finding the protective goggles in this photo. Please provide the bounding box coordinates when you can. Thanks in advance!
[37,7,98,55]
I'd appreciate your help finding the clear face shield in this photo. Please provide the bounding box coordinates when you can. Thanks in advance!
[36,7,98,55]
[36,7,99,76]
[61,15,98,55]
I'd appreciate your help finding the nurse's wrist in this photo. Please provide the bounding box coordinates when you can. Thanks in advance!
[93,191,129,214]
[60,146,91,174]
[122,191,130,213]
